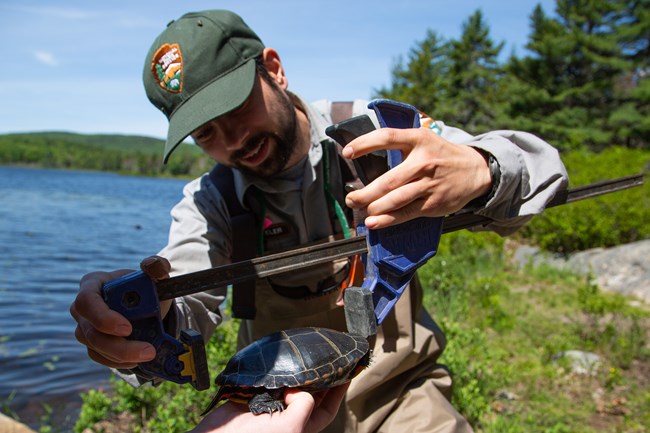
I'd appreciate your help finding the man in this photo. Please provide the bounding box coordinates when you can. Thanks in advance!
[70,9,568,433]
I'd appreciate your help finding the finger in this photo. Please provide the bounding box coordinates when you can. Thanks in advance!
[282,390,314,430]
[311,389,327,407]
[74,319,156,366]
[366,191,451,229]
[195,401,315,433]
[73,271,135,336]
[318,383,349,412]
[72,270,158,366]
[190,401,250,432]
[140,255,171,281]
[342,128,421,159]
[86,347,139,370]
[75,324,139,369]
[138,256,174,318]
[364,180,428,217]
[305,383,350,433]
[345,162,418,210]
[284,389,315,414]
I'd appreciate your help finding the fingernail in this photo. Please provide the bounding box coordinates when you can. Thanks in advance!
[345,197,357,208]
[342,147,353,158]
[365,216,378,228]
[140,346,156,361]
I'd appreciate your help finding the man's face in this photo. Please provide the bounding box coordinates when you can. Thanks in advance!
[191,72,298,177]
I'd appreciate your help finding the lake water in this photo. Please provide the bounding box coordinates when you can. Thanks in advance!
[0,166,189,431]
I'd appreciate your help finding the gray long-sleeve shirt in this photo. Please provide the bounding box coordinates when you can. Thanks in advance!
[120,96,568,386]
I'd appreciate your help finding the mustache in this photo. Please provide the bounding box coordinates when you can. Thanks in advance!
[231,133,275,162]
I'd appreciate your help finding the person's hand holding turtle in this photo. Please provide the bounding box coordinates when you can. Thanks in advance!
[189,383,349,433]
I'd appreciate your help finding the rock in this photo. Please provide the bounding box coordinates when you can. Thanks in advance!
[552,350,601,375]
[566,239,650,304]
[0,412,37,433]
[512,240,650,305]
[495,389,519,400]
[511,244,566,269]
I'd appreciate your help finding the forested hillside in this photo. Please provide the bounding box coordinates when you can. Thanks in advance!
[0,132,212,178]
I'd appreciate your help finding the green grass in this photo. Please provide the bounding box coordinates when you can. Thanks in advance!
[423,233,650,433]
[64,231,649,433]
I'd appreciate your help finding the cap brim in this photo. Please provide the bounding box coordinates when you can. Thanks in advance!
[163,58,257,163]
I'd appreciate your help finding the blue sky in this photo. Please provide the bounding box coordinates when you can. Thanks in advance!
[2,0,557,139]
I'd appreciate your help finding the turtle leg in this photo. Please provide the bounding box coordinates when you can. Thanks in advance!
[248,389,285,415]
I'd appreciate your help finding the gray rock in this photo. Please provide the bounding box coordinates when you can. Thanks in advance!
[566,240,650,304]
[552,350,602,375]
[495,389,519,400]
[513,240,650,305]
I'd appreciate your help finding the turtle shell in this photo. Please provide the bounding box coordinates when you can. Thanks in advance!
[202,327,370,415]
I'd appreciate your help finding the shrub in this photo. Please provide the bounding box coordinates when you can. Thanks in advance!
[73,317,239,433]
[519,146,650,253]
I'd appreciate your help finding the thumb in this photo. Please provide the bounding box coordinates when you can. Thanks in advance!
[282,390,315,430]
[140,255,171,281]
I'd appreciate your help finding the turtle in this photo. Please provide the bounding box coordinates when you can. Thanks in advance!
[202,326,371,416]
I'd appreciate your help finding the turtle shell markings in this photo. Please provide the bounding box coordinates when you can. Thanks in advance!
[202,327,371,415]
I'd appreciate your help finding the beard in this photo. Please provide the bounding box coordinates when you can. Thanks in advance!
[230,83,298,178]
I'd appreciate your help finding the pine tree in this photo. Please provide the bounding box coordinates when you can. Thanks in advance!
[444,10,504,133]
[608,0,650,147]
[374,30,452,118]
[615,0,650,64]
[506,0,634,150]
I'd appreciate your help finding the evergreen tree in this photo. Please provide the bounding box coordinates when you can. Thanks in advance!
[444,9,504,133]
[376,10,504,134]
[615,0,650,64]
[374,30,452,118]
[608,0,650,147]
[506,0,634,150]
[374,1,647,149]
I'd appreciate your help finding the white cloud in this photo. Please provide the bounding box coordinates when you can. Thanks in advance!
[34,50,59,66]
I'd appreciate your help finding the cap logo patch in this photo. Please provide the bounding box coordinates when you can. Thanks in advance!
[151,43,183,93]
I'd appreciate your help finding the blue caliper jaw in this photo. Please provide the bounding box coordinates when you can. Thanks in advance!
[343,99,444,337]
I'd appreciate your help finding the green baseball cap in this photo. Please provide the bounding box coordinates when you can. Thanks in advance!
[143,10,265,163]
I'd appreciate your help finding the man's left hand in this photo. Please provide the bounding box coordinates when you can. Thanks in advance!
[342,127,491,229]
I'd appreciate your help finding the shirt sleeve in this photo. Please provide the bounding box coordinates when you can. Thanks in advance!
[439,121,569,235]
[113,174,231,386]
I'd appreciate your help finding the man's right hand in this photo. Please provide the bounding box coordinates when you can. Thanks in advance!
[69,256,171,369]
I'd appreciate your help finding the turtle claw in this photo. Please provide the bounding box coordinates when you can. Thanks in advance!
[248,390,285,415]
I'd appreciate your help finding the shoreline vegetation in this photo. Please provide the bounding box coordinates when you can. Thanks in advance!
[0,132,213,180]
